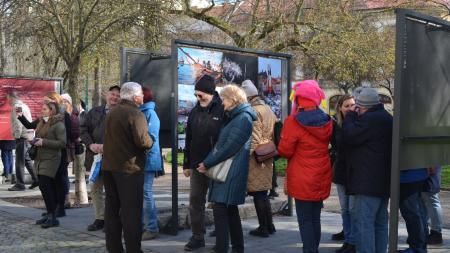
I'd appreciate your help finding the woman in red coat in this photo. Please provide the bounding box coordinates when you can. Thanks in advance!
[278,80,332,253]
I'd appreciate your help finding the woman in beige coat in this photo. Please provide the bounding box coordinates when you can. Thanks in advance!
[241,80,277,238]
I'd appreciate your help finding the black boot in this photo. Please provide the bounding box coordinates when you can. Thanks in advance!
[427,230,443,245]
[249,198,269,238]
[41,213,59,228]
[265,199,276,234]
[56,205,66,217]
[36,214,48,225]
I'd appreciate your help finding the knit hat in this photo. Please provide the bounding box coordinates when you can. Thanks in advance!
[355,87,380,107]
[195,75,216,95]
[241,80,258,97]
[61,93,72,105]
[290,80,325,114]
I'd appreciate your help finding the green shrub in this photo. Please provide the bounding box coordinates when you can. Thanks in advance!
[442,165,450,189]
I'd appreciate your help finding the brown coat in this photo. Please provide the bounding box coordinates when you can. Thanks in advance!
[247,97,277,192]
[102,100,153,174]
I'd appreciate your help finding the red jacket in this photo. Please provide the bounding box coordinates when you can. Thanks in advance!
[278,109,333,201]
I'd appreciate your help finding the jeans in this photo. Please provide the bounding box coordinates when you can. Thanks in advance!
[351,195,389,253]
[336,184,355,245]
[421,192,443,233]
[295,200,323,253]
[104,171,144,253]
[1,148,13,176]
[400,182,427,253]
[213,203,244,253]
[143,172,158,232]
[14,138,37,186]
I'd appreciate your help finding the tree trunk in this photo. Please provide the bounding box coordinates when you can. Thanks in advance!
[74,151,88,205]
[0,18,6,74]
[92,57,101,106]
[67,56,80,108]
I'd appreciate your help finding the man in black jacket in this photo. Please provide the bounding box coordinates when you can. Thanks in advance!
[80,85,120,231]
[183,75,225,251]
[343,87,393,253]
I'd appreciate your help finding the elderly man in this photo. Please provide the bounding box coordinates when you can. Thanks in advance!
[343,87,393,253]
[182,75,225,251]
[102,82,153,253]
[80,85,120,231]
[7,91,38,191]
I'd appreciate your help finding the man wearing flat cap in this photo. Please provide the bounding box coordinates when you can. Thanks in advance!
[183,75,226,251]
[343,87,393,253]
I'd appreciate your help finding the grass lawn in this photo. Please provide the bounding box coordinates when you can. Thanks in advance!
[165,152,184,165]
[442,165,450,189]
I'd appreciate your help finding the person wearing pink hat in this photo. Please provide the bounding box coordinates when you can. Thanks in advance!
[278,80,333,253]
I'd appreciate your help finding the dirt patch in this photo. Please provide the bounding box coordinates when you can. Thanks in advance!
[1,193,91,210]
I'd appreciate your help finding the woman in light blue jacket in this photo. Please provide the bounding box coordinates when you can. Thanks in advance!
[140,87,162,240]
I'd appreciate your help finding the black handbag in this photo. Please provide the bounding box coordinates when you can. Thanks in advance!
[27,145,37,160]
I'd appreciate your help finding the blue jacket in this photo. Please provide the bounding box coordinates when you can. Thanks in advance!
[400,168,428,184]
[140,102,162,172]
[203,103,257,205]
[343,103,393,198]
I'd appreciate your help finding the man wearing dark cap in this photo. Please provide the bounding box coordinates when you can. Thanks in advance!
[343,87,393,253]
[80,85,120,231]
[183,75,225,251]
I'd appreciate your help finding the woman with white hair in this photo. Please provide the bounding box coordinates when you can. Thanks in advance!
[197,85,256,253]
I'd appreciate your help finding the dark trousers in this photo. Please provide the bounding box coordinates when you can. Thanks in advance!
[1,148,13,176]
[14,138,37,185]
[400,181,428,253]
[295,200,323,253]
[39,175,57,214]
[55,155,69,207]
[189,169,209,240]
[104,171,144,253]
[213,203,244,253]
[271,160,278,190]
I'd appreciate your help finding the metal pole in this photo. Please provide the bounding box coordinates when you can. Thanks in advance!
[85,75,89,110]
[388,9,407,253]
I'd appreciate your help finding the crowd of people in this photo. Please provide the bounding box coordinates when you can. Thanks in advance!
[0,76,445,253]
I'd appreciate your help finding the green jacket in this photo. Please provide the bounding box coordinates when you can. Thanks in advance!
[35,115,67,178]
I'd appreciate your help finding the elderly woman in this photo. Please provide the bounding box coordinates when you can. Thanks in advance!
[197,85,256,253]
[241,80,277,238]
[29,102,66,228]
[278,80,333,253]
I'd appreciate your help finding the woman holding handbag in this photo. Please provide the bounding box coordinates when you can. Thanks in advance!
[241,80,277,238]
[32,102,66,228]
[197,85,256,253]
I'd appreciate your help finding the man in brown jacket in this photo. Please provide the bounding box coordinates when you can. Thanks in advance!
[102,82,153,253]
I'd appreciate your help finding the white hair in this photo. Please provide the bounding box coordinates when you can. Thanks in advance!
[120,82,143,101]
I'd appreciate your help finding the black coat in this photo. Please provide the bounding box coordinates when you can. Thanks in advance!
[80,105,107,170]
[330,119,347,185]
[183,93,225,170]
[343,104,393,198]
[0,140,16,150]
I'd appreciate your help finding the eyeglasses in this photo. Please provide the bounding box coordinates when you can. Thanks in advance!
[194,93,204,100]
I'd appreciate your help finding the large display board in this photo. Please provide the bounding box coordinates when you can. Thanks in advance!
[389,9,450,253]
[120,48,172,148]
[175,41,291,149]
[0,76,61,140]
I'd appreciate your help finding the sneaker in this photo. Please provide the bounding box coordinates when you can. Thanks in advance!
[336,243,356,253]
[29,181,39,189]
[8,184,25,191]
[87,219,104,231]
[141,230,159,241]
[427,230,443,245]
[332,230,345,241]
[184,237,205,251]
[41,215,59,229]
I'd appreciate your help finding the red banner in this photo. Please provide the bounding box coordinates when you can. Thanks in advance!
[0,78,59,140]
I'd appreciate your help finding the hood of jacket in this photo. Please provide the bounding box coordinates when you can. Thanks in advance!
[229,103,257,121]
[140,101,156,112]
[295,108,332,142]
